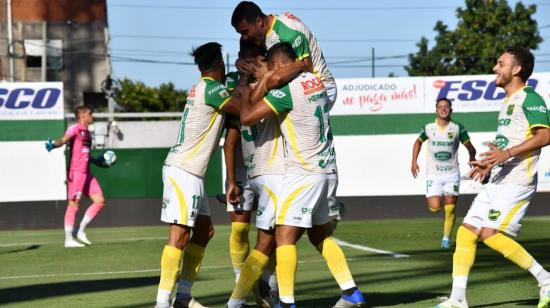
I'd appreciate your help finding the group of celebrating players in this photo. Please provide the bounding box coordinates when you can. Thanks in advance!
[46,1,550,307]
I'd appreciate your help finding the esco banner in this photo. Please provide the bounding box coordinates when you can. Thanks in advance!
[0,82,64,120]
[332,73,550,115]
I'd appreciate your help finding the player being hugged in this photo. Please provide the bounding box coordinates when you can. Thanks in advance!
[45,105,110,248]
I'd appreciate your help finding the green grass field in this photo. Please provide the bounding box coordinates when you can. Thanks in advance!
[1,217,549,307]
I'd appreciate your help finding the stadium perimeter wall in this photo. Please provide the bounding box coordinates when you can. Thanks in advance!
[2,75,550,229]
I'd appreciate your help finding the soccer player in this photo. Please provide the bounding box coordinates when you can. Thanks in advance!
[436,46,550,308]
[45,105,106,248]
[155,42,243,308]
[239,42,365,308]
[226,42,284,308]
[231,0,342,237]
[411,98,476,249]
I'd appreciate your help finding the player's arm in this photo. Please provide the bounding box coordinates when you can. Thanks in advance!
[240,84,274,126]
[45,134,70,152]
[411,127,427,178]
[463,141,477,162]
[207,77,250,116]
[223,121,241,205]
[411,139,423,178]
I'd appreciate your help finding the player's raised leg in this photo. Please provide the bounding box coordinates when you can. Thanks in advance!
[77,176,106,245]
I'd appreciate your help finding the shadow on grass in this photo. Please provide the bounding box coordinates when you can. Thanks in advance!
[0,245,41,254]
[471,297,538,307]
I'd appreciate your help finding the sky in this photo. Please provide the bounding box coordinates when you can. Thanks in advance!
[106,0,550,92]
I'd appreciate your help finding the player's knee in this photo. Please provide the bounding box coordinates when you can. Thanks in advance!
[479,228,499,242]
[254,238,274,256]
[92,195,105,205]
[168,225,191,249]
[428,205,441,213]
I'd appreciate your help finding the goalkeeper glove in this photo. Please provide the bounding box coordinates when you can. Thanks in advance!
[45,138,57,152]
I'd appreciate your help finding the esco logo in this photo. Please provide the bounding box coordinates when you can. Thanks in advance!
[0,88,61,109]
[433,78,538,101]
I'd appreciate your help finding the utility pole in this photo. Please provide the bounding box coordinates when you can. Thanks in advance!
[226,52,230,73]
[7,0,14,81]
[41,21,47,81]
[371,47,375,78]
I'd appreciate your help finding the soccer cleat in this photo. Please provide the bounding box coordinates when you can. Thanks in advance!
[76,231,92,245]
[253,278,276,308]
[173,297,208,308]
[64,237,85,248]
[538,281,550,308]
[333,290,365,308]
[433,297,468,308]
[441,238,450,249]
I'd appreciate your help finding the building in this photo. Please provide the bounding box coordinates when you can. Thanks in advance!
[0,0,110,111]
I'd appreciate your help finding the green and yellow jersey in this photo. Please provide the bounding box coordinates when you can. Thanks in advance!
[263,72,336,174]
[418,120,470,176]
[490,86,550,186]
[165,77,230,177]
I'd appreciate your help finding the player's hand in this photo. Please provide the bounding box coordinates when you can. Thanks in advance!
[411,162,419,178]
[468,160,492,182]
[252,58,268,80]
[226,182,241,206]
[480,143,511,166]
[45,138,56,152]
[236,58,255,76]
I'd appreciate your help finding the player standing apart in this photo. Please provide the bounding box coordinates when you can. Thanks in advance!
[45,105,106,248]
[411,98,476,248]
[436,46,550,308]
[239,43,365,308]
[155,42,242,308]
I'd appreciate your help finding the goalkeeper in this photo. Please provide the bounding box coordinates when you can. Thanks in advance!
[45,105,111,247]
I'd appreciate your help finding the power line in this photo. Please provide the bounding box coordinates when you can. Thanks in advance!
[111,34,418,43]
[109,4,459,11]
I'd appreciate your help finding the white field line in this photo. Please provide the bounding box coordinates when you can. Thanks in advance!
[333,238,410,258]
[0,236,166,247]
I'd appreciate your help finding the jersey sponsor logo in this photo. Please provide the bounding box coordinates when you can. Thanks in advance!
[308,91,327,103]
[432,141,454,146]
[433,78,538,102]
[494,134,509,149]
[497,118,511,126]
[434,151,452,161]
[301,77,325,95]
[219,89,230,99]
[270,89,287,99]
[0,87,61,110]
[283,12,301,21]
[526,105,547,113]
[506,104,515,115]
[488,209,501,221]
[207,84,225,96]
[292,36,302,49]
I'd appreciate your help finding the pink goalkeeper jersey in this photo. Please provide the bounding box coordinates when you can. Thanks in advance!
[65,123,92,172]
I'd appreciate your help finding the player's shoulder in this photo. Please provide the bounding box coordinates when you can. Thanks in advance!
[521,86,546,107]
[273,12,307,34]
[450,120,466,130]
[203,77,230,99]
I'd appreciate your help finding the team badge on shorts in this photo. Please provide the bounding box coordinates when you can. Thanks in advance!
[453,184,459,192]
[488,209,501,221]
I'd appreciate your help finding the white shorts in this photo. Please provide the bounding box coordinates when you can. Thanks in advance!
[463,183,535,237]
[225,167,255,212]
[327,172,340,220]
[247,174,283,230]
[161,165,210,227]
[426,173,460,198]
[276,173,330,228]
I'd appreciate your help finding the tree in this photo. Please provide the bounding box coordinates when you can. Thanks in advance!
[405,0,543,76]
[114,78,187,112]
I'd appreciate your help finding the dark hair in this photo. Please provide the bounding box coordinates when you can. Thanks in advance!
[239,38,266,58]
[505,46,534,82]
[231,1,265,28]
[266,42,297,63]
[190,42,223,71]
[74,105,93,119]
[436,97,452,107]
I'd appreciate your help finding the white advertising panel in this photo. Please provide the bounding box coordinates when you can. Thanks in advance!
[332,73,550,115]
[0,82,64,120]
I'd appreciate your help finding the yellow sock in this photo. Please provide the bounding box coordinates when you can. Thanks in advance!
[276,245,297,304]
[159,245,183,292]
[230,249,269,299]
[483,233,534,270]
[444,204,456,238]
[317,237,355,290]
[452,226,478,277]
[181,243,205,283]
[229,222,250,274]
[429,206,441,213]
